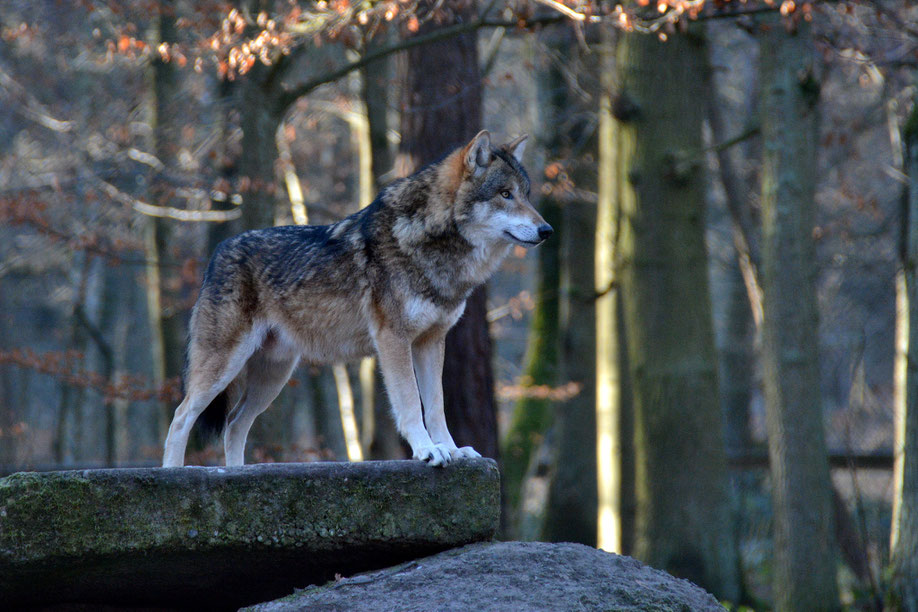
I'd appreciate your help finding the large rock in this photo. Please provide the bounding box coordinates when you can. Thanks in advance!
[247,541,724,611]
[0,459,499,609]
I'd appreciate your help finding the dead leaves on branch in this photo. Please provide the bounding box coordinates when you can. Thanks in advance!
[0,194,144,263]
[88,0,813,81]
[0,348,183,404]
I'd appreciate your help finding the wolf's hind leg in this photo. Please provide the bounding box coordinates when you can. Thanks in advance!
[374,327,452,466]
[162,335,261,467]
[412,336,480,460]
[224,346,299,466]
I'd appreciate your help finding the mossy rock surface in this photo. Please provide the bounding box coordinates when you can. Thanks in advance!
[246,541,724,612]
[0,459,499,609]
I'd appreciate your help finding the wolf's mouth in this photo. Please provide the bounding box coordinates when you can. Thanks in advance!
[503,230,542,246]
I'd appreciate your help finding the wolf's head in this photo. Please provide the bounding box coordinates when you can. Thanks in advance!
[452,131,553,248]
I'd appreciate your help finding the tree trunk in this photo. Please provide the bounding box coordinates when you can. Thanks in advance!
[397,0,496,459]
[542,199,597,545]
[502,195,561,533]
[758,17,838,611]
[595,25,627,554]
[891,96,918,612]
[361,32,393,189]
[613,29,739,600]
[239,65,283,231]
[705,58,757,454]
[145,0,185,437]
[539,27,599,547]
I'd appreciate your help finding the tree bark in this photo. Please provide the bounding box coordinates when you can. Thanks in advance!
[538,26,599,547]
[758,17,838,611]
[396,1,496,459]
[239,62,283,231]
[891,95,918,612]
[612,29,739,600]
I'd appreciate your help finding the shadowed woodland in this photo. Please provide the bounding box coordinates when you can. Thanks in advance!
[1,1,918,610]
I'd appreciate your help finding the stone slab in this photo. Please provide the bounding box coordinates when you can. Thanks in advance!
[0,459,499,609]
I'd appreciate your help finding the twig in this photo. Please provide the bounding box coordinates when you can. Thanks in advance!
[532,0,598,23]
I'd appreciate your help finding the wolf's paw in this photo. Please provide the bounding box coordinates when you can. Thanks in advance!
[451,446,481,460]
[414,443,453,467]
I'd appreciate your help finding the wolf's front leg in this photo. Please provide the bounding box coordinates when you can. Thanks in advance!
[374,327,452,466]
[412,336,480,461]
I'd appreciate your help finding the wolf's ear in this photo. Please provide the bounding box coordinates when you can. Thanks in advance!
[465,130,492,176]
[505,134,528,163]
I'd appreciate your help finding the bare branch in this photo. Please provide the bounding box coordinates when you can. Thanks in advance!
[95,179,242,223]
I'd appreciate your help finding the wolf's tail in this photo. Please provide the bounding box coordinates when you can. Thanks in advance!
[194,390,229,440]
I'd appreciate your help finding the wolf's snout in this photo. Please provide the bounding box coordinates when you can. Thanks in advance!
[538,224,554,241]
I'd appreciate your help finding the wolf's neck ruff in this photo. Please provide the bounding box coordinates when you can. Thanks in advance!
[163,130,551,469]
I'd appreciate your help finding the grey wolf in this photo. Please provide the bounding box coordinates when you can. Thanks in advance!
[162,131,552,468]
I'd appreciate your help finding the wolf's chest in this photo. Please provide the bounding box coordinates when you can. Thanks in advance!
[401,295,465,334]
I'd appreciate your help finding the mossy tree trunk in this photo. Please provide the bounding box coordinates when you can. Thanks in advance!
[397,0,497,459]
[758,16,838,611]
[612,30,738,600]
[501,34,563,524]
[891,94,918,612]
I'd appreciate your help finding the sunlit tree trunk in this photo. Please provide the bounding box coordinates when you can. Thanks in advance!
[397,0,497,459]
[758,16,838,611]
[613,29,738,600]
[595,24,624,554]
[891,96,918,612]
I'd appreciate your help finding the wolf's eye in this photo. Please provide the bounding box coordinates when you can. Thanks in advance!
[499,190,512,199]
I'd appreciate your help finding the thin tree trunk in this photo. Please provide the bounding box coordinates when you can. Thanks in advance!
[613,29,739,600]
[758,16,838,611]
[595,24,624,553]
[397,0,496,459]
[145,0,186,436]
[332,363,363,461]
[891,96,918,612]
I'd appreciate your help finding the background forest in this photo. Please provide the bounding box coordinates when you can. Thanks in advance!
[1,0,917,610]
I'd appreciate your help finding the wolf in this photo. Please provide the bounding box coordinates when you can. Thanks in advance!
[162,130,552,468]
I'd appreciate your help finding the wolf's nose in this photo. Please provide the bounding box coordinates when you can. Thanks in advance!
[538,224,554,240]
